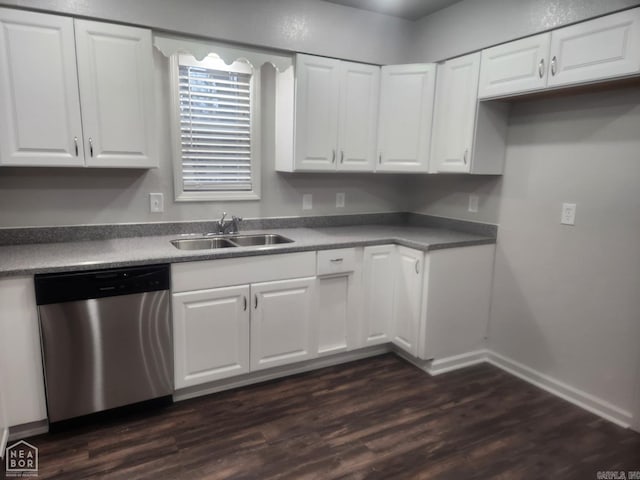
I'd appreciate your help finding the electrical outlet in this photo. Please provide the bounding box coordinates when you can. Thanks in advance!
[149,193,164,213]
[302,193,312,210]
[561,203,576,225]
[336,192,345,208]
[468,194,479,213]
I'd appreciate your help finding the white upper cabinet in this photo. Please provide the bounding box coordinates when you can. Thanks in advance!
[288,54,379,172]
[430,52,481,173]
[479,33,551,99]
[548,8,640,88]
[0,8,156,168]
[338,61,380,171]
[0,9,84,166]
[377,64,436,173]
[479,7,640,99]
[293,54,341,171]
[75,20,156,168]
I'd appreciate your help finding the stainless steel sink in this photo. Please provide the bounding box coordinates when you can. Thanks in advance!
[171,237,236,250]
[228,234,294,247]
[171,233,294,250]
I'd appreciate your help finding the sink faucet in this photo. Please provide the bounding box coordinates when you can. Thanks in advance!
[215,212,242,234]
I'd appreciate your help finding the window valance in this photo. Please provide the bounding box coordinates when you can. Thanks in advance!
[153,34,293,72]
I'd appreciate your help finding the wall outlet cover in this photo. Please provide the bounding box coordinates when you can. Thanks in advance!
[302,193,312,210]
[336,192,345,208]
[561,203,577,225]
[468,194,479,213]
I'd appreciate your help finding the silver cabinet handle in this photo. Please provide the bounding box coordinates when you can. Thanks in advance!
[551,56,557,76]
[463,149,468,165]
[74,137,79,156]
[340,151,344,163]
[538,58,545,78]
[415,259,420,274]
[243,296,247,311]
[379,154,382,164]
[88,137,94,157]
[254,294,258,309]
[330,258,343,263]
[331,150,335,163]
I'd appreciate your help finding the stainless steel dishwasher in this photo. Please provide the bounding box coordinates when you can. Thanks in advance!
[34,264,173,424]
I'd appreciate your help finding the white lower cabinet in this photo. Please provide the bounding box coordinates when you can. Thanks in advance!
[392,246,424,357]
[173,285,250,389]
[362,245,396,346]
[0,277,47,427]
[250,277,316,371]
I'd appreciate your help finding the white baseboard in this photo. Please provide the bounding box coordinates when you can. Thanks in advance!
[487,351,633,429]
[174,345,391,402]
[0,427,8,459]
[426,350,489,376]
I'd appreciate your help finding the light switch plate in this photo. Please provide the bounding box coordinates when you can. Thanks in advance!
[561,203,576,225]
[302,194,312,210]
[336,192,345,208]
[468,194,479,213]
[149,193,164,213]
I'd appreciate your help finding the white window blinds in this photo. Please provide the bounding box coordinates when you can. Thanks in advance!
[178,55,254,191]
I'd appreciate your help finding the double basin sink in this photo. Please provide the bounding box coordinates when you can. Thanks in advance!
[171,233,294,251]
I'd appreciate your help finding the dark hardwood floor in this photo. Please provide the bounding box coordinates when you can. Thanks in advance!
[5,354,640,479]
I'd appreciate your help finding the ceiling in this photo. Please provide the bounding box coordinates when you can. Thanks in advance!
[323,0,464,21]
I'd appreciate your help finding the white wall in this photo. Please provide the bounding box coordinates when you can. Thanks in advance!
[411,0,640,63]
[0,0,413,65]
[0,25,412,228]
[489,89,640,420]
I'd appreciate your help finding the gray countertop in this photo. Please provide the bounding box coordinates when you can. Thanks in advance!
[0,224,496,276]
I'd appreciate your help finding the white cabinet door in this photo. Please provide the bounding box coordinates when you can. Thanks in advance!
[75,20,156,168]
[316,275,350,355]
[173,285,250,388]
[0,277,47,427]
[337,61,379,171]
[548,8,640,88]
[294,54,340,171]
[431,52,481,173]
[479,33,551,99]
[0,8,84,166]
[392,246,424,356]
[362,245,395,346]
[377,64,436,172]
[251,277,316,370]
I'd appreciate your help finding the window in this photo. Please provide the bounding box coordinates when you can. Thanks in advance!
[170,54,260,201]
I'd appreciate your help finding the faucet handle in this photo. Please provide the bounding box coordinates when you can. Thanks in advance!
[219,212,227,223]
[231,216,242,234]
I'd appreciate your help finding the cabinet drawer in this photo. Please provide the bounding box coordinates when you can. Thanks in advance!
[317,248,356,276]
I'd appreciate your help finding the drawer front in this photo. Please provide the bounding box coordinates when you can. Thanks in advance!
[172,251,316,292]
[317,248,356,276]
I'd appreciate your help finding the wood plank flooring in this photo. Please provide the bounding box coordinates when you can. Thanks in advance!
[4,354,640,479]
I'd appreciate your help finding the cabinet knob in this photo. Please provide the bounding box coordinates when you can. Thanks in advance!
[415,259,420,274]
[74,137,79,157]
[463,149,468,165]
[331,150,336,163]
[88,137,94,157]
[243,296,248,311]
[340,151,344,163]
[254,294,258,309]
[538,58,545,79]
[379,154,382,164]
[550,56,557,76]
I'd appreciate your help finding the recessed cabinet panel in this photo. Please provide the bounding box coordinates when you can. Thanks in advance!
[479,33,551,99]
[338,61,379,171]
[316,275,349,355]
[75,20,156,168]
[362,245,395,346]
[392,247,424,356]
[377,64,436,172]
[173,285,250,388]
[0,8,84,166]
[251,277,316,370]
[294,54,340,170]
[548,8,640,88]
[431,52,481,173]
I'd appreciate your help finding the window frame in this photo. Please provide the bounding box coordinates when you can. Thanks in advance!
[169,53,261,202]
